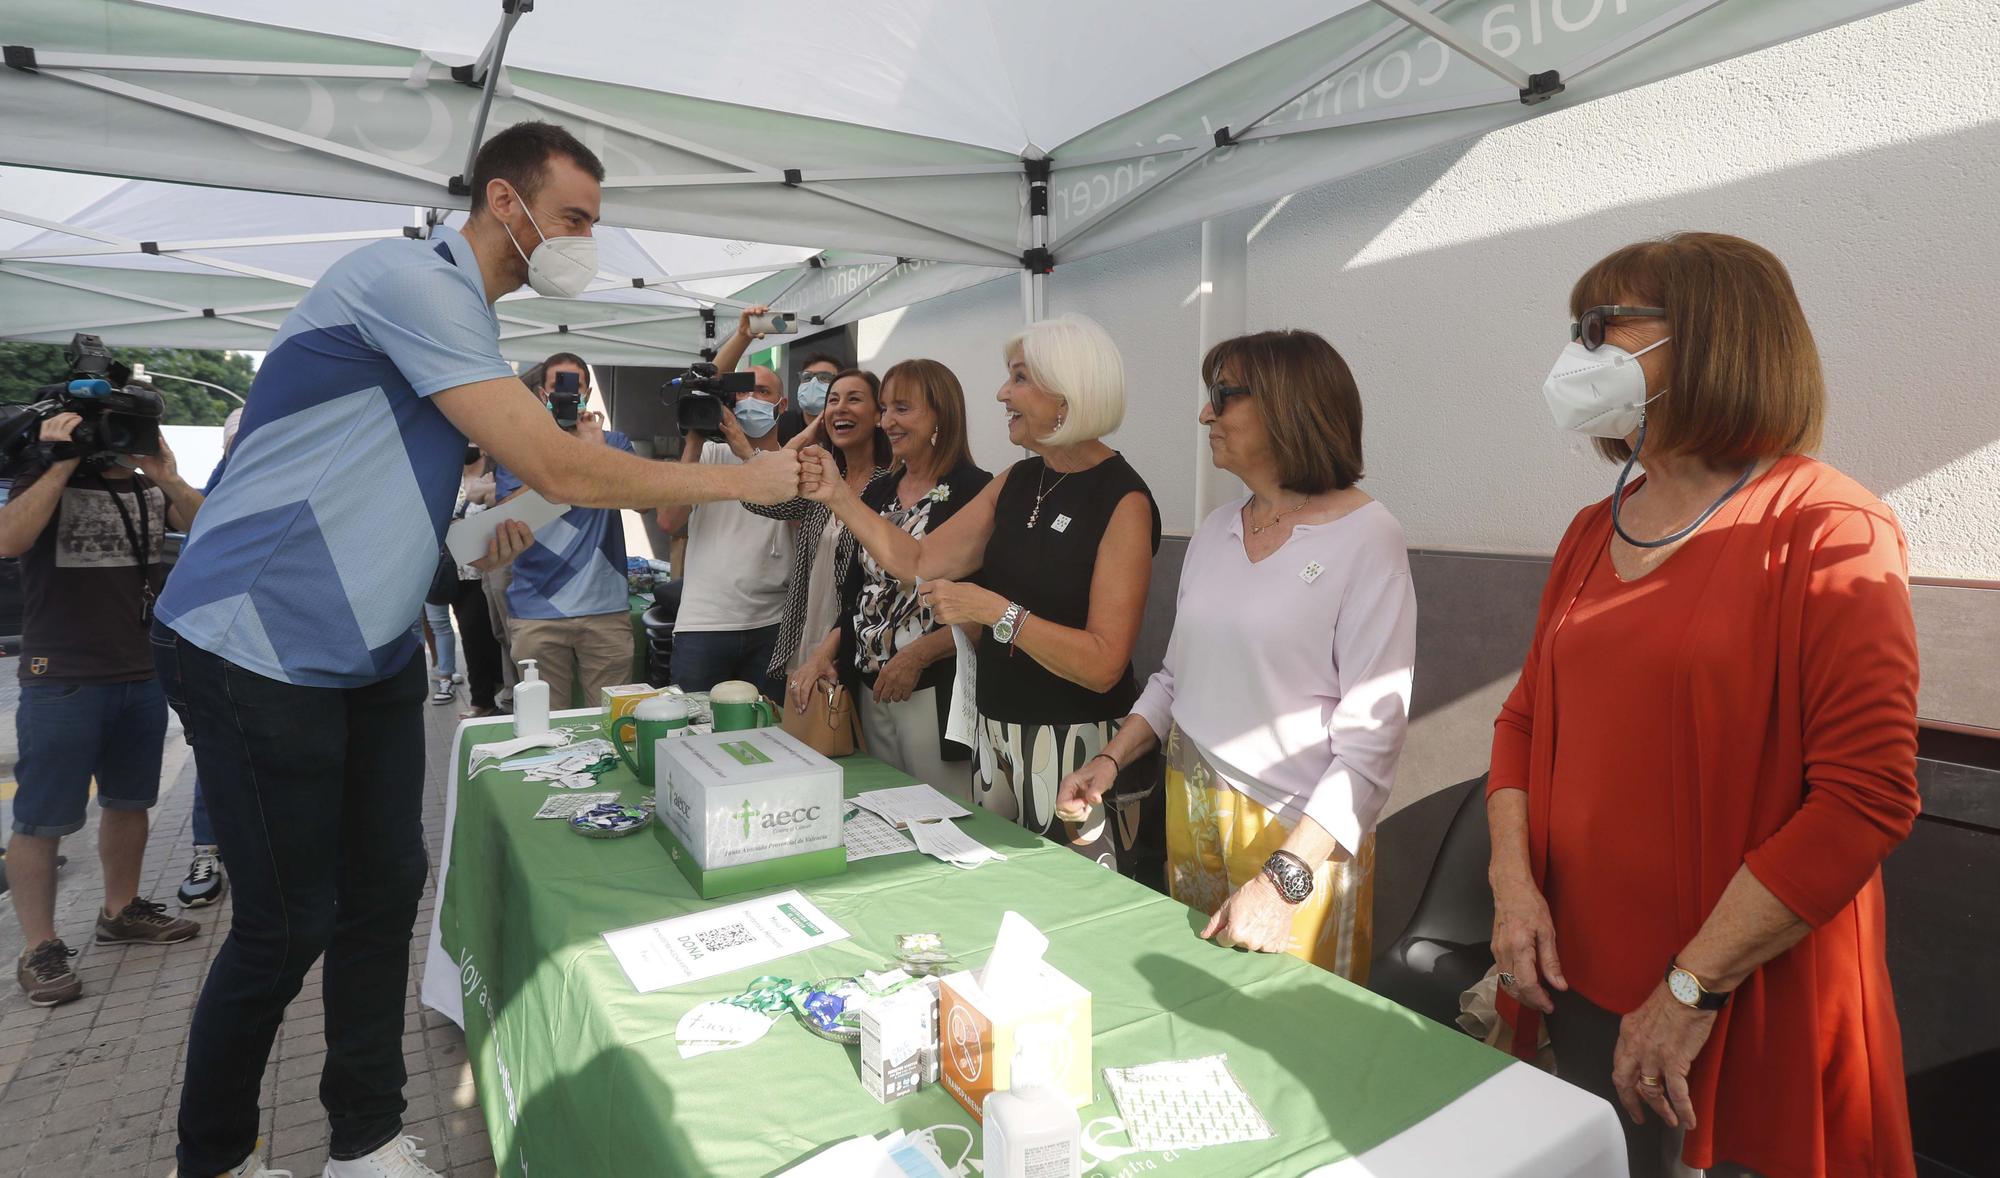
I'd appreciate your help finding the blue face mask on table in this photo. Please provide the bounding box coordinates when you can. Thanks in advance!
[734,397,778,438]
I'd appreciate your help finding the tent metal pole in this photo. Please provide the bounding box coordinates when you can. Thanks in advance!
[1561,0,1734,82]
[0,265,287,333]
[512,87,780,178]
[34,70,453,188]
[497,309,700,341]
[766,265,817,309]
[1236,86,1519,142]
[814,261,901,323]
[1024,156,1050,321]
[1051,0,1451,252]
[1367,0,1531,90]
[23,51,408,81]
[1193,211,1253,523]
[451,1,530,199]
[794,184,1023,267]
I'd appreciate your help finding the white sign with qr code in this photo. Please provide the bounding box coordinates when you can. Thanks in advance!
[600,889,850,993]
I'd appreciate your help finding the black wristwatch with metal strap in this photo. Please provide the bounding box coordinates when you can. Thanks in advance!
[1261,850,1314,905]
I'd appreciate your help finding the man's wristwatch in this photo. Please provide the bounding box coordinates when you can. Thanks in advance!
[1664,962,1731,1010]
[991,602,1026,645]
[1260,851,1314,905]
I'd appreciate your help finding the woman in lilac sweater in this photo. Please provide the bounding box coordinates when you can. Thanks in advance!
[1056,329,1416,980]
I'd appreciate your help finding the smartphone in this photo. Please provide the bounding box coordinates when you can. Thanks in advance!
[746,311,797,336]
[549,370,582,431]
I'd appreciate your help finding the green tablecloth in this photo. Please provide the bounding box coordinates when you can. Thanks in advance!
[437,714,1510,1177]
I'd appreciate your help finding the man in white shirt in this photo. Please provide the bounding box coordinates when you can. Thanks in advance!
[659,368,792,697]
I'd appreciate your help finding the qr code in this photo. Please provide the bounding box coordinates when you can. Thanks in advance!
[697,923,756,953]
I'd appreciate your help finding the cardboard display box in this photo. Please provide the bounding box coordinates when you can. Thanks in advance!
[938,962,1092,1119]
[654,727,846,899]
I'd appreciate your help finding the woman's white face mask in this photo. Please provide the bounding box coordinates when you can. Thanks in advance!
[1541,335,1670,439]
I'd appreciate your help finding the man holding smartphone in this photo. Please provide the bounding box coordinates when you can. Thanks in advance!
[490,351,639,708]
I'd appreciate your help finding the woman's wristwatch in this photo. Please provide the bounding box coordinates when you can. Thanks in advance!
[1261,850,1314,905]
[992,601,1027,645]
[1664,961,1731,1010]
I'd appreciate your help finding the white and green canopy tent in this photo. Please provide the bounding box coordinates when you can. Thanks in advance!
[0,0,1913,358]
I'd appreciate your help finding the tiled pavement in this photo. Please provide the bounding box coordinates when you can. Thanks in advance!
[0,676,495,1177]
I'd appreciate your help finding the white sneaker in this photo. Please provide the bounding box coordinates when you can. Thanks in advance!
[170,1148,291,1177]
[322,1136,441,1177]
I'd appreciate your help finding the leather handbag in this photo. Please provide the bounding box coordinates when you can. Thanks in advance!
[782,680,862,758]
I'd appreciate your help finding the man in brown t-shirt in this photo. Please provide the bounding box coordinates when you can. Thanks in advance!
[0,410,205,1006]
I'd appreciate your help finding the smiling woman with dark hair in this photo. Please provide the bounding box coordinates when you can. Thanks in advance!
[1488,232,1918,1178]
[748,368,892,684]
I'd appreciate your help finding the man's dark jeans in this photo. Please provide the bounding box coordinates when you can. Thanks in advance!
[152,622,427,1175]
[670,622,781,700]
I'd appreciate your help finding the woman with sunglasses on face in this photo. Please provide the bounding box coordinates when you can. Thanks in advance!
[801,316,1162,878]
[791,360,991,794]
[1053,331,1415,980]
[1489,233,1918,1178]
[748,369,894,687]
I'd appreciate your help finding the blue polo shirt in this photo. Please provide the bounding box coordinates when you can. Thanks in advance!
[492,430,633,620]
[157,226,514,687]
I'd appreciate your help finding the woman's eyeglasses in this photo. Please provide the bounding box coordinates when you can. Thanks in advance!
[1572,305,1666,351]
[1207,384,1251,416]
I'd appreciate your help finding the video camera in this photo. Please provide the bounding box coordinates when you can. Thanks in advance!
[664,362,757,439]
[0,333,165,476]
[549,369,582,431]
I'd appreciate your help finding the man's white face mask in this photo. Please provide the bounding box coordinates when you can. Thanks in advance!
[500,183,598,299]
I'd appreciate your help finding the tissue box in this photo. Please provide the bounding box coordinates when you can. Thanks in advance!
[859,979,938,1104]
[654,727,846,899]
[938,963,1092,1119]
[601,684,668,732]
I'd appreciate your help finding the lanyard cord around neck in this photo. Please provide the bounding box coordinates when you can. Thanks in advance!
[93,471,155,625]
[1610,420,1756,550]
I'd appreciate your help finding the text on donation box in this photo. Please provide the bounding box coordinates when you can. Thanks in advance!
[660,727,844,868]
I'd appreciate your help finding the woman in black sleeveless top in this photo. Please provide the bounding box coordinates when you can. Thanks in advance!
[802,317,1163,883]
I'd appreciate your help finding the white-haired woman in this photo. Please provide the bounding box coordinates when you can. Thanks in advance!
[802,316,1162,879]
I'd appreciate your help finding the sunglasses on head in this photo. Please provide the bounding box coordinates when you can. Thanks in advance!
[1206,383,1251,416]
[1572,304,1667,351]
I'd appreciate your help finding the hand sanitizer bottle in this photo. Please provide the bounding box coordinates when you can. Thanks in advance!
[513,659,549,737]
[982,1043,1080,1178]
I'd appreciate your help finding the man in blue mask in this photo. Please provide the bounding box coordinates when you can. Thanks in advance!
[658,366,792,697]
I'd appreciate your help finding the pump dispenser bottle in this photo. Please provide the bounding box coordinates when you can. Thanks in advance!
[513,658,550,737]
[981,1043,1081,1178]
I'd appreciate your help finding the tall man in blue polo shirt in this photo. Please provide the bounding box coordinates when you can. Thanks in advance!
[152,122,797,1178]
[493,350,636,708]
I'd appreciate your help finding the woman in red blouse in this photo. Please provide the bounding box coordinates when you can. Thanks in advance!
[1487,233,1919,1178]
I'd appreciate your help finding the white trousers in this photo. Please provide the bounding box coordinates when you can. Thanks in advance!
[857,686,969,802]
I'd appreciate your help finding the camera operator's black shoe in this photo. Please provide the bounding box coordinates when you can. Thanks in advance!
[178,845,227,908]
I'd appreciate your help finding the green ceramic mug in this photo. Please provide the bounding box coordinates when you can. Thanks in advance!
[709,679,776,732]
[612,695,691,786]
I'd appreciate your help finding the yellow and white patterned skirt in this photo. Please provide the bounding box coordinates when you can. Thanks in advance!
[1164,726,1375,983]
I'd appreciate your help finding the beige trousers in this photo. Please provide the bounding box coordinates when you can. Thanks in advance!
[506,612,633,710]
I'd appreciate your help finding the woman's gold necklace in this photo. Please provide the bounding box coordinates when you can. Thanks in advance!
[1248,497,1310,535]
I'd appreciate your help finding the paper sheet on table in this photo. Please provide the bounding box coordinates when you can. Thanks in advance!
[946,624,979,748]
[445,488,568,565]
[601,890,849,993]
[849,784,971,829]
[908,818,1005,869]
[1103,1053,1277,1150]
[843,806,918,861]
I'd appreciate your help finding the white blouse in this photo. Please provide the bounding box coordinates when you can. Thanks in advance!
[1129,497,1417,856]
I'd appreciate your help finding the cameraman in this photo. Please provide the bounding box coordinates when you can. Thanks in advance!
[2,410,203,1008]
[658,368,792,697]
[149,121,797,1178]
[492,351,637,709]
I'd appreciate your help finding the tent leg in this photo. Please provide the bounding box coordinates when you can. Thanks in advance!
[1194,211,1254,522]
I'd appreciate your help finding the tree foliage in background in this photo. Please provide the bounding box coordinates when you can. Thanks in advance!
[0,343,252,425]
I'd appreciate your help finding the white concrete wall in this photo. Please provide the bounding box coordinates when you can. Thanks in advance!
[854,0,2000,579]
